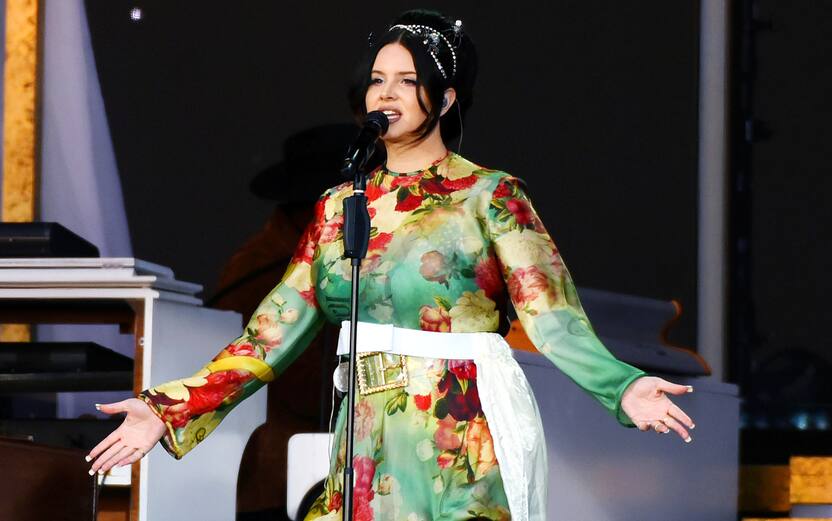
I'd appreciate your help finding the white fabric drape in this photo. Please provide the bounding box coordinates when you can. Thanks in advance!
[38,0,134,418]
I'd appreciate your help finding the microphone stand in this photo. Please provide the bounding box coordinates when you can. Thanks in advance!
[340,145,372,521]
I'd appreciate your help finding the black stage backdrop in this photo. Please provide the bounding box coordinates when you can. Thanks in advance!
[745,0,832,370]
[84,1,702,346]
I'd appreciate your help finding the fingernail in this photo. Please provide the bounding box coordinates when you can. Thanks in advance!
[94,403,102,410]
[684,436,692,443]
[690,423,696,429]
[686,386,694,393]
[85,455,92,462]
[88,469,95,476]
[98,469,105,475]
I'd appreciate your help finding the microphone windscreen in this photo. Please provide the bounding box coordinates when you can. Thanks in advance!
[365,110,390,135]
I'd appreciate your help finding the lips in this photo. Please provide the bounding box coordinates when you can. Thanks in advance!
[379,108,401,124]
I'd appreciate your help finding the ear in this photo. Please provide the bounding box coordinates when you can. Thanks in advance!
[440,88,457,117]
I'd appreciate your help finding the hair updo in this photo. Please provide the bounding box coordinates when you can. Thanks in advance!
[348,9,478,144]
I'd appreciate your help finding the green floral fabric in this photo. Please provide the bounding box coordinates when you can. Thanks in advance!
[140,152,645,520]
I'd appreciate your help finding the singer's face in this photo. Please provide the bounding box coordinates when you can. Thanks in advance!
[365,43,430,143]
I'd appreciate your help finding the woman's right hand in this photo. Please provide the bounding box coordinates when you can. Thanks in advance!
[86,398,167,475]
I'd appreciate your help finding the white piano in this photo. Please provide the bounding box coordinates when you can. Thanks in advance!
[0,258,266,521]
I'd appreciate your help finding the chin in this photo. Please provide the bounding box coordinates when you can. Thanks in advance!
[382,130,412,144]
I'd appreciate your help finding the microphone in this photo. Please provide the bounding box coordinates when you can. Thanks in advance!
[341,111,389,179]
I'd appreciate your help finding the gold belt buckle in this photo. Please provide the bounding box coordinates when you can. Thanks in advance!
[357,351,408,395]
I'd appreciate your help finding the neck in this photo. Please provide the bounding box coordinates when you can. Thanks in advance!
[383,128,448,173]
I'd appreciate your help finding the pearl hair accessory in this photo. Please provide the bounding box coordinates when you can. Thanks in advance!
[389,22,460,80]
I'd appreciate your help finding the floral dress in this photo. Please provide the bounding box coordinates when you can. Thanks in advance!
[140,152,645,521]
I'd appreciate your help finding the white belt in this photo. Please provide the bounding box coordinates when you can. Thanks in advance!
[333,322,546,520]
[336,320,489,360]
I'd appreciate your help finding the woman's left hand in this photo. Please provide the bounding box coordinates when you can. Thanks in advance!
[620,376,695,443]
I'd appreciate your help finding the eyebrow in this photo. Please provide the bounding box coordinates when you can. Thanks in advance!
[371,70,417,76]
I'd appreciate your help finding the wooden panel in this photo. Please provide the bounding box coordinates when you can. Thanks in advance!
[738,464,790,512]
[2,0,41,223]
[0,323,31,341]
[2,0,42,344]
[97,487,129,521]
[0,437,94,520]
[129,302,145,521]
[792,456,832,504]
[0,301,135,327]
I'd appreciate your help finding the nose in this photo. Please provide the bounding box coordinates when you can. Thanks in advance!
[379,81,396,100]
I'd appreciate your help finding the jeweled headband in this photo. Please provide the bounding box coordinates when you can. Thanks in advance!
[388,20,463,80]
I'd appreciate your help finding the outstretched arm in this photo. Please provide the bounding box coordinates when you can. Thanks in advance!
[486,175,694,440]
[88,195,330,473]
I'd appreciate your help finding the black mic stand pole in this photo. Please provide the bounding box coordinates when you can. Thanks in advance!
[340,146,372,521]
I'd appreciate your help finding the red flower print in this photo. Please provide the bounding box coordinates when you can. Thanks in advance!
[395,192,424,211]
[292,231,317,264]
[434,415,462,450]
[163,403,191,429]
[474,255,505,299]
[353,455,376,493]
[441,174,477,191]
[550,255,564,275]
[225,342,256,357]
[419,305,451,332]
[318,214,343,244]
[255,313,282,350]
[186,370,250,416]
[414,393,432,411]
[437,451,456,469]
[493,181,512,199]
[298,288,317,307]
[365,181,388,202]
[391,175,421,188]
[327,491,342,513]
[367,206,377,219]
[438,371,482,421]
[421,178,455,195]
[507,266,553,308]
[506,198,534,226]
[448,359,477,380]
[367,232,393,252]
[447,387,482,421]
[354,491,374,521]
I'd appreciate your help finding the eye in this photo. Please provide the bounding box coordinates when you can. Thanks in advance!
[370,77,383,85]
[402,78,418,85]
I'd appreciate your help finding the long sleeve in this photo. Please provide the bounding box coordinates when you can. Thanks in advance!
[486,175,646,426]
[139,197,328,459]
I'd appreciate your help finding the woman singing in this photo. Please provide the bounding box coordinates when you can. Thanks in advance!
[87,9,695,520]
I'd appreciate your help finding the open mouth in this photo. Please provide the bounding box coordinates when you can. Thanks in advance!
[381,109,401,123]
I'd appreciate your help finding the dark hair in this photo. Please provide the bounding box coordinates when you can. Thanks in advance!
[347,9,478,144]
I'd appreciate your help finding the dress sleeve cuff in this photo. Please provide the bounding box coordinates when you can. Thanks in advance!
[613,371,647,427]
[138,392,186,460]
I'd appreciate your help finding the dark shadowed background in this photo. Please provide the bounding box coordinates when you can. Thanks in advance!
[83,0,831,366]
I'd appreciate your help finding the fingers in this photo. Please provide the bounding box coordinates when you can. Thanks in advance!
[116,448,146,468]
[657,380,694,396]
[97,400,130,415]
[98,445,136,474]
[660,414,691,443]
[668,403,695,430]
[651,421,671,434]
[87,428,121,461]
[89,440,125,474]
